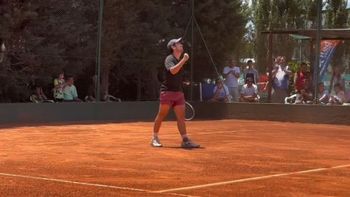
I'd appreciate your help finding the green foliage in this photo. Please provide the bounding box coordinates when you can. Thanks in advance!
[0,0,247,102]
[253,0,350,75]
[0,0,98,102]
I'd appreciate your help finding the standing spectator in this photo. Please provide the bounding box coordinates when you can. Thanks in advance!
[271,56,292,103]
[63,76,81,102]
[318,82,329,104]
[0,39,5,63]
[240,77,259,102]
[289,62,311,104]
[53,72,65,102]
[223,58,240,102]
[243,60,259,84]
[328,83,346,105]
[210,79,230,103]
[294,62,310,93]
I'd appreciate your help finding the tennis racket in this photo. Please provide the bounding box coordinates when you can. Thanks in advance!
[185,101,195,121]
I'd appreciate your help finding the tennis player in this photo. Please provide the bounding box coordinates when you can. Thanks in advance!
[151,38,200,149]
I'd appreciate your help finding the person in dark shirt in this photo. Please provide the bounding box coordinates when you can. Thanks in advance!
[151,37,200,149]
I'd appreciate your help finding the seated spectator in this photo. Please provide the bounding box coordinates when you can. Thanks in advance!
[240,77,260,103]
[63,76,82,102]
[285,78,313,104]
[53,72,65,102]
[318,82,329,104]
[298,87,313,104]
[328,83,346,105]
[30,86,54,103]
[103,93,121,102]
[210,79,230,103]
[85,95,96,102]
[85,75,97,102]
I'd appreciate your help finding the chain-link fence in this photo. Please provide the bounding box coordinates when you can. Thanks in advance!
[1,0,350,104]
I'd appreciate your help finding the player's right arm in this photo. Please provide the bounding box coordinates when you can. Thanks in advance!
[167,53,189,75]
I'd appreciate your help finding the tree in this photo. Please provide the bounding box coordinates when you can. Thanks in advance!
[0,0,248,102]
[101,0,176,100]
[253,0,271,73]
[192,0,247,80]
[323,0,349,72]
[0,0,98,102]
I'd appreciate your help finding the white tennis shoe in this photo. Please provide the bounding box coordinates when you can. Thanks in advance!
[151,137,163,147]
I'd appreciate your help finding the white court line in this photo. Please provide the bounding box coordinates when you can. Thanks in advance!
[156,164,350,193]
[198,131,238,135]
[0,172,196,197]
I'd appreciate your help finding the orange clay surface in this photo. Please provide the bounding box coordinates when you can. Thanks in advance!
[0,120,350,197]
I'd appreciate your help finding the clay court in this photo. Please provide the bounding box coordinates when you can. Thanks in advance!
[0,120,350,196]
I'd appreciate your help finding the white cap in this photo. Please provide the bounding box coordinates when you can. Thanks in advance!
[167,37,182,49]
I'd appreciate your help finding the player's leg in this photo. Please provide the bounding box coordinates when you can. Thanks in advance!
[152,104,171,147]
[153,104,171,135]
[173,93,200,148]
[173,104,186,136]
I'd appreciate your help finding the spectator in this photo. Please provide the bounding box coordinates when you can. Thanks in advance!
[53,72,65,102]
[0,39,5,63]
[30,86,54,103]
[298,79,313,104]
[63,76,81,102]
[103,91,121,102]
[85,75,97,102]
[329,66,345,93]
[294,62,310,93]
[210,79,230,103]
[271,56,292,103]
[318,82,329,104]
[285,79,313,104]
[328,83,346,105]
[223,58,240,102]
[243,60,259,84]
[85,95,96,102]
[240,77,259,103]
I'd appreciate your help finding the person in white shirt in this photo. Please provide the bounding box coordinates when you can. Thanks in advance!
[271,56,292,103]
[223,59,240,102]
[240,77,259,102]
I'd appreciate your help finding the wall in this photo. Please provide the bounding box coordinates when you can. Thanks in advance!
[0,102,349,126]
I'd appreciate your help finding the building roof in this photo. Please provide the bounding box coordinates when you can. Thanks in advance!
[261,29,350,40]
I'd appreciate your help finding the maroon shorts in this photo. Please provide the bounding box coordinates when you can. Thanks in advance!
[160,91,185,107]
